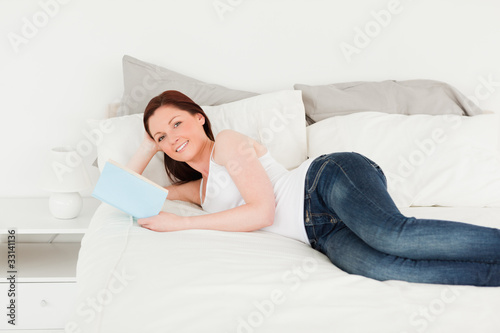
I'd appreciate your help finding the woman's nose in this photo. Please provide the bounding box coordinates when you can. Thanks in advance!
[169,136,179,147]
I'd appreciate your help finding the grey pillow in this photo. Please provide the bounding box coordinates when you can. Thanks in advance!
[294,80,483,125]
[118,55,257,115]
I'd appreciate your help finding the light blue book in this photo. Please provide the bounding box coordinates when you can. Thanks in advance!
[92,159,169,219]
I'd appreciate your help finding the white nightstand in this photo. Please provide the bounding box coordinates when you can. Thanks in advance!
[0,197,100,332]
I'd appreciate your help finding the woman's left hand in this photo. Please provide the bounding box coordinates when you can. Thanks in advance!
[137,211,187,232]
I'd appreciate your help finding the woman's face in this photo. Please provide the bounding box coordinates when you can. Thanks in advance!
[148,105,207,161]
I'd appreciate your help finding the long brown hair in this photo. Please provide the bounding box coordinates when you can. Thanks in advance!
[143,90,214,185]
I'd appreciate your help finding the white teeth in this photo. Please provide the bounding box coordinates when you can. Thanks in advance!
[176,141,188,152]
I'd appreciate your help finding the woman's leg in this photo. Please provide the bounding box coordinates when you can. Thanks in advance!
[304,152,500,285]
[318,223,499,286]
[311,152,500,262]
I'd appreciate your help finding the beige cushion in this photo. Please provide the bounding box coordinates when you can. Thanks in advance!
[295,80,483,124]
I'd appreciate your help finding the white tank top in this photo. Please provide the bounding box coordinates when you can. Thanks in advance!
[200,146,314,245]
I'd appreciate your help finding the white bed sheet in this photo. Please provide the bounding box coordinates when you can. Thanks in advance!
[67,202,500,333]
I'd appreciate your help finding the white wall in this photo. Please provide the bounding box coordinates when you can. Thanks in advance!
[1,0,500,197]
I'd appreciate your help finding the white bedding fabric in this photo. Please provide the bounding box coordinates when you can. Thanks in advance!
[68,202,500,333]
[307,112,500,208]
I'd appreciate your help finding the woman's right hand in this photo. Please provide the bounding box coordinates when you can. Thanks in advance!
[141,132,162,153]
[126,132,162,174]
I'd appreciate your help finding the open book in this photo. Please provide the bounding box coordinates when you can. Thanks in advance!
[92,160,169,219]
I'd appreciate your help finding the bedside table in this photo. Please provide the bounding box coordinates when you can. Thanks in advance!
[0,197,100,331]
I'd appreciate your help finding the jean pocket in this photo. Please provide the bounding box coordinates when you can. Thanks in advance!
[310,212,338,225]
[305,157,330,194]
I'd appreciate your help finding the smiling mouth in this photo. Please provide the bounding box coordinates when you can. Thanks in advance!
[176,140,189,152]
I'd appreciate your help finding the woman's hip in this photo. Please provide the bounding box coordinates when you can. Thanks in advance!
[303,151,389,247]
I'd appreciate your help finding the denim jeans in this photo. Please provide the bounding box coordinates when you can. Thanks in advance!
[303,152,500,286]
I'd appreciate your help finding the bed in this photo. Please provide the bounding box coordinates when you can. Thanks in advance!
[65,55,500,333]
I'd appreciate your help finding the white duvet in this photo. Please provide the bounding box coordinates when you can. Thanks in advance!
[67,201,500,333]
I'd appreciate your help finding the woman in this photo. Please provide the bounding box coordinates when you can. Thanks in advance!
[127,90,500,286]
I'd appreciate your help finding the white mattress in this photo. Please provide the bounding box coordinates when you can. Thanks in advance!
[67,201,500,333]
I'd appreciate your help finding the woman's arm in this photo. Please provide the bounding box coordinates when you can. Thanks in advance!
[138,202,273,232]
[165,179,202,205]
[138,130,276,232]
[127,133,198,203]
[128,133,202,203]
[126,132,161,175]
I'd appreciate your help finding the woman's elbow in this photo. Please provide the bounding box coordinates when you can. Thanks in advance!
[261,203,275,228]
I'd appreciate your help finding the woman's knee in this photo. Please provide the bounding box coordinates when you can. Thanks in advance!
[320,229,397,281]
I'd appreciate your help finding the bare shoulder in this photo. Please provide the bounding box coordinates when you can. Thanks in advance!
[212,129,267,165]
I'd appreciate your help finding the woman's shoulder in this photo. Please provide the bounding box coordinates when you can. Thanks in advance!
[212,129,267,165]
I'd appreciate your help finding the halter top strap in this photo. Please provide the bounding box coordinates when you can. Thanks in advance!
[199,142,216,205]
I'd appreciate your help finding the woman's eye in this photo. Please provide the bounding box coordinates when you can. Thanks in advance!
[158,135,165,142]
[174,122,181,128]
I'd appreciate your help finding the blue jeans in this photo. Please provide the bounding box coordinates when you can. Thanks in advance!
[303,152,500,286]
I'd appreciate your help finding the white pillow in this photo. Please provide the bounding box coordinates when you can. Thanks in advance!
[306,112,500,207]
[89,90,308,186]
[87,114,169,186]
[202,90,307,170]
